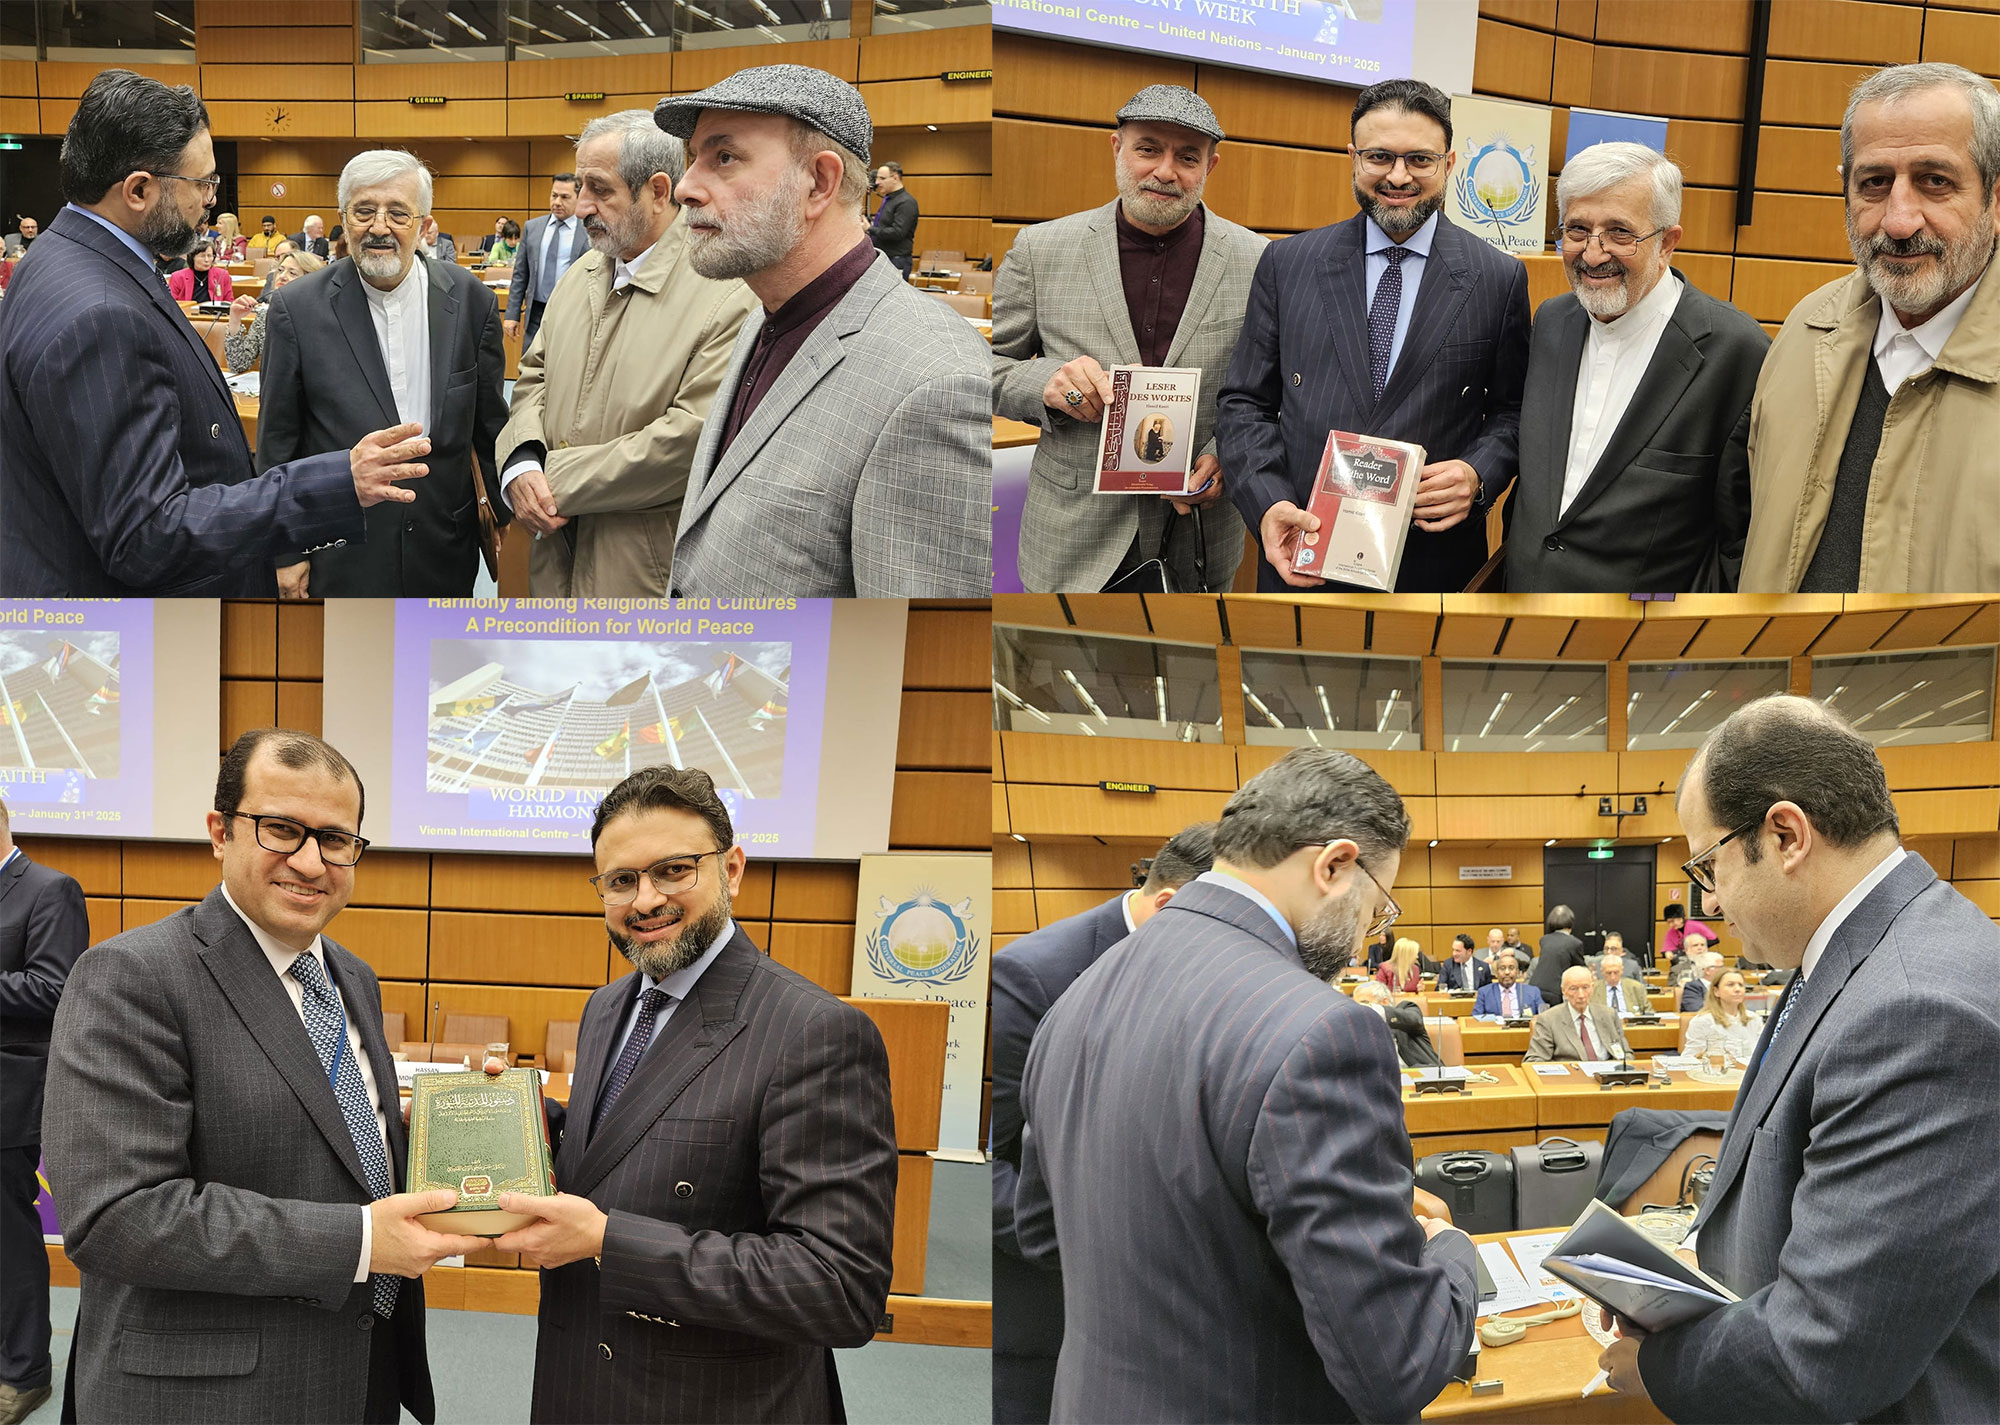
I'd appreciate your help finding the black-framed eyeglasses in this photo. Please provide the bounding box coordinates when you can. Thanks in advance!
[227,812,368,866]
[1353,147,1445,176]
[153,172,222,199]
[1295,840,1402,938]
[589,850,723,906]
[1681,814,1765,894]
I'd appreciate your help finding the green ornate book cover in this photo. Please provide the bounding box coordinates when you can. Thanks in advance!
[406,1068,555,1236]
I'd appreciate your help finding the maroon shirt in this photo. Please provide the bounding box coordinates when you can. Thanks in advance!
[1116,202,1205,368]
[719,235,880,456]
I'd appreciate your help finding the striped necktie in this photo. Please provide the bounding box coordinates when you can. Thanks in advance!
[594,987,671,1132]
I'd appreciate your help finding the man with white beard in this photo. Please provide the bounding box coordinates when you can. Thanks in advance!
[1733,62,2000,592]
[1504,142,1769,592]
[652,65,989,596]
[258,148,509,596]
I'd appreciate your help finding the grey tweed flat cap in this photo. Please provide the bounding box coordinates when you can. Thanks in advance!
[654,64,872,166]
[1116,84,1224,143]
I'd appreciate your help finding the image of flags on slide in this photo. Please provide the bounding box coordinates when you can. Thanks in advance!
[595,721,631,758]
[42,642,73,679]
[455,727,501,755]
[749,695,787,730]
[0,625,122,778]
[435,694,501,718]
[705,653,741,697]
[638,720,669,744]
[87,685,119,715]
[501,691,569,717]
[0,698,24,726]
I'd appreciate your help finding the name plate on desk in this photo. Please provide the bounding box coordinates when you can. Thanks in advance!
[406,1068,554,1236]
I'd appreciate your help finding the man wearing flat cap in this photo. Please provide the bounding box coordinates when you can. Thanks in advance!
[655,64,990,596]
[993,86,1264,593]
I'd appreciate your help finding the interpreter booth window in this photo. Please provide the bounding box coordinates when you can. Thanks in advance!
[870,0,990,34]
[1811,647,1996,747]
[1441,661,1608,753]
[992,626,1224,743]
[361,2,508,61]
[1625,660,1790,751]
[1237,650,1422,750]
[384,0,858,60]
[29,1,195,63]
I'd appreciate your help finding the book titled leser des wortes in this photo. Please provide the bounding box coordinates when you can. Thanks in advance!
[1094,366,1202,495]
[407,1067,555,1236]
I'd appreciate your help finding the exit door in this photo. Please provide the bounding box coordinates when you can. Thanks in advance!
[1543,846,1658,966]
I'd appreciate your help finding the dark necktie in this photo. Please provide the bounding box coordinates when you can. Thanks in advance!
[594,987,670,1131]
[288,952,398,1318]
[1576,1010,1598,1061]
[1368,246,1411,401]
[1752,973,1805,1074]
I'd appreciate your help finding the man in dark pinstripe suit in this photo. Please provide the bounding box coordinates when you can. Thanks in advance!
[1216,78,1530,593]
[491,766,896,1423]
[1018,748,1477,1423]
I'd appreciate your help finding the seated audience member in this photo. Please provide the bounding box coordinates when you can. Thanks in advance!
[224,250,323,373]
[167,243,232,303]
[1669,929,1713,986]
[1504,926,1527,957]
[1683,969,1761,1066]
[2,216,39,256]
[211,211,247,262]
[1473,951,1543,1019]
[488,217,521,265]
[1680,949,1728,1013]
[1525,967,1632,1062]
[328,222,349,262]
[270,238,295,260]
[154,249,186,278]
[291,214,329,257]
[246,213,283,256]
[1351,982,1442,1068]
[1660,902,1716,960]
[1479,926,1506,963]
[1375,936,1427,995]
[1434,933,1491,993]
[1592,950,1650,1014]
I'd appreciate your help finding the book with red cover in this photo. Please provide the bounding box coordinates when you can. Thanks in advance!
[1288,430,1426,591]
[1092,366,1202,494]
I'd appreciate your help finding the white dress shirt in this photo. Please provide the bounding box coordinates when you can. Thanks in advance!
[1363,210,1438,383]
[537,215,576,302]
[1560,267,1683,516]
[219,882,386,1284]
[1872,263,1986,392]
[363,256,431,434]
[600,916,735,1093]
[1119,889,1140,936]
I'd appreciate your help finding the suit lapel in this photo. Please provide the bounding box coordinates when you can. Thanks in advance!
[557,975,626,1175]
[424,255,458,433]
[1311,217,1373,411]
[189,892,372,1194]
[1376,218,1472,421]
[328,264,401,428]
[1559,276,1704,529]
[1083,203,1141,368]
[325,943,409,1188]
[1161,209,1230,369]
[1541,299,1589,516]
[0,854,24,907]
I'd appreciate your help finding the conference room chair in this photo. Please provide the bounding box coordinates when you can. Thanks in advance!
[957,269,993,296]
[544,1018,580,1075]
[1421,1016,1465,1067]
[251,256,276,278]
[1611,1127,1726,1217]
[381,1011,406,1049]
[918,249,965,272]
[937,291,987,319]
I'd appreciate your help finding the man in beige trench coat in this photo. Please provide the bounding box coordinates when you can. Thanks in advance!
[497,109,758,595]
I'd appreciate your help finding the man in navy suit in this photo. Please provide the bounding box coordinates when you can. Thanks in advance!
[1434,932,1492,992]
[1018,750,1477,1422]
[0,69,432,596]
[1217,78,1530,592]
[992,823,1217,1424]
[1473,950,1543,1019]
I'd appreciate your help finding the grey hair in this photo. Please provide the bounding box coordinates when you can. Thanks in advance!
[1557,141,1683,229]
[579,109,686,197]
[788,120,870,214]
[335,150,434,217]
[1212,746,1410,871]
[1842,62,2000,196]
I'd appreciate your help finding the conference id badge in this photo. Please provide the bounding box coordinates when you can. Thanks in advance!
[1093,365,1202,495]
[1289,430,1425,591]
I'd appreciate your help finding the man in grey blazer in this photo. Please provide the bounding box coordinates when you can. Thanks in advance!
[488,765,897,1423]
[505,174,586,350]
[259,149,510,597]
[993,86,1263,592]
[1523,967,1633,1061]
[1506,144,1768,593]
[1601,695,2000,1421]
[1018,748,1478,1423]
[42,730,483,1423]
[655,65,989,596]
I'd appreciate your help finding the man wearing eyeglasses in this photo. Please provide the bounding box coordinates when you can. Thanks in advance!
[0,70,436,597]
[1016,747,1477,1423]
[484,765,896,1423]
[1506,143,1769,593]
[1595,694,2000,1421]
[1216,77,1530,593]
[258,148,510,598]
[43,729,479,1423]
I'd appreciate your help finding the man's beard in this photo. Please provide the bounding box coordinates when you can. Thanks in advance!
[355,238,408,283]
[1116,165,1202,230]
[685,165,810,281]
[610,886,733,980]
[1354,178,1444,238]
[1566,250,1656,319]
[1296,882,1365,983]
[585,202,653,259]
[138,200,202,259]
[1848,204,1995,320]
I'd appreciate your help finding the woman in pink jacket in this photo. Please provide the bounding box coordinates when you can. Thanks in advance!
[167,245,234,303]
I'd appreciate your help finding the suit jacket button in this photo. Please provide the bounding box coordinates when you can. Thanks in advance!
[357,1314,374,1330]
[1291,374,1301,387]
[210,423,221,438]
[598,1342,612,1360]
[675,1181,693,1199]
[335,539,347,547]
[1544,535,1563,552]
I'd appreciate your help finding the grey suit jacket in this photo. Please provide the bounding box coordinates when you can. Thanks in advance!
[258,253,509,595]
[506,213,588,321]
[42,889,435,1424]
[1522,1001,1631,1061]
[1505,271,1769,593]
[1017,880,1478,1423]
[530,928,897,1423]
[671,250,990,596]
[1641,854,2000,1423]
[992,202,1263,592]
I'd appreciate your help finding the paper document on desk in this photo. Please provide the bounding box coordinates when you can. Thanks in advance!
[1405,1066,1474,1083]
[226,371,260,397]
[1505,1231,1576,1303]
[1573,1060,1638,1077]
[1476,1241,1550,1317]
[1540,1200,1739,1332]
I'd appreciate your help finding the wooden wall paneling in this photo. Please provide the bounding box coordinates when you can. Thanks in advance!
[1876,741,2000,791]
[1620,749,1693,795]
[1955,834,2000,881]
[331,906,429,981]
[739,921,772,952]
[1429,841,1547,884]
[889,1153,934,1296]
[1955,880,2000,917]
[121,899,198,931]
[858,25,991,82]
[275,681,323,737]
[895,691,991,769]
[1,59,38,96]
[998,732,1239,790]
[238,176,342,209]
[1434,751,1620,798]
[1592,0,1754,49]
[1761,59,1881,127]
[889,771,990,848]
[275,601,325,679]
[1941,603,2000,646]
[198,0,352,24]
[769,922,856,996]
[675,39,859,89]
[1143,595,1225,646]
[1730,256,1853,321]
[1032,888,1123,926]
[904,609,991,689]
[1741,609,1838,655]
[993,783,1011,836]
[1222,596,1298,650]
[1923,7,2000,76]
[35,62,200,98]
[349,850,431,908]
[873,125,992,175]
[1754,125,1846,195]
[506,94,656,135]
[504,54,674,98]
[1473,20,1557,102]
[1429,883,1551,928]
[221,602,277,679]
[1555,0,1597,37]
[994,33,1192,124]
[772,862,861,921]
[1204,143,1351,233]
[377,979,428,1036]
[1588,47,1749,120]
[1195,66,1357,149]
[1735,193,1854,262]
[1234,745,1438,794]
[203,102,355,138]
[1435,795,1616,840]
[1004,784,1231,839]
[430,852,598,913]
[993,836,1032,887]
[841,996,950,1150]
[1681,615,1771,660]
[355,101,508,138]
[196,28,356,65]
[200,65,353,101]
[1805,607,1906,653]
[1435,615,1509,658]
[0,98,34,133]
[863,76,990,129]
[993,118,1113,221]
[221,680,277,746]
[84,899,120,947]
[1892,787,2000,837]
[1560,617,1640,660]
[123,841,225,899]
[429,911,610,988]
[1496,616,1573,661]
[1060,594,1151,635]
[731,861,774,920]
[1023,839,1160,888]
[1216,645,1246,743]
[14,838,121,894]
[1673,187,1744,254]
[1480,0,1560,28]
[906,216,991,260]
[1873,599,1991,650]
[897,175,992,216]
[1552,36,1594,108]
[1765,0,1924,63]
[425,984,595,1060]
[1664,119,1744,190]
[430,176,538,211]
[994,889,1037,933]
[1298,603,1370,651]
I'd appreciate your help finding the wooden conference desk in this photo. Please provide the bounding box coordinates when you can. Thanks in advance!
[1460,1018,1683,1065]
[1401,1061,1740,1156]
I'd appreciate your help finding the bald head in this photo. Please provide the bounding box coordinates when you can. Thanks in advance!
[1561,966,1596,1011]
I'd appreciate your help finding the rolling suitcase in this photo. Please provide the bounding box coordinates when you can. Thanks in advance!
[1510,1136,1604,1230]
[1414,1150,1516,1235]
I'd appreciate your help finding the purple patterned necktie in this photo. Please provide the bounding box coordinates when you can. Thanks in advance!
[1368,246,1411,401]
[594,987,670,1131]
